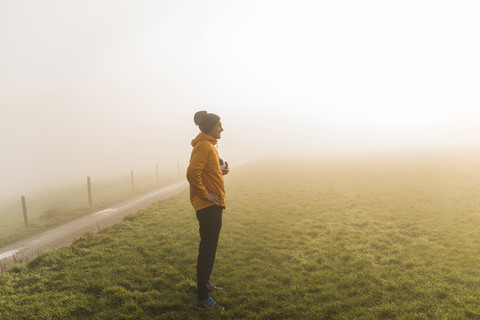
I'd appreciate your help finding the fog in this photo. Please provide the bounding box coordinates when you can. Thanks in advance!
[1,0,479,199]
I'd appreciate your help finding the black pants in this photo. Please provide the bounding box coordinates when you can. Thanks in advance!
[196,205,223,300]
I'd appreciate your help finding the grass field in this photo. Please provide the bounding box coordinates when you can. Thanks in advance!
[0,170,179,248]
[1,153,480,319]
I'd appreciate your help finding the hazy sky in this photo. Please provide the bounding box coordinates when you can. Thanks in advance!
[1,0,479,198]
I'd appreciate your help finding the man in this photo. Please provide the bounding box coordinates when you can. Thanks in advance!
[186,111,229,310]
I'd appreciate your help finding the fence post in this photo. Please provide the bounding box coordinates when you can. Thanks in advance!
[87,176,92,206]
[156,163,159,182]
[131,170,135,192]
[21,196,29,226]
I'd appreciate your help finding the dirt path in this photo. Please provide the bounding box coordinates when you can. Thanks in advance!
[0,180,188,271]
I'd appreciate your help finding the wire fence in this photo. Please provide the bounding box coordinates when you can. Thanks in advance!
[0,162,185,248]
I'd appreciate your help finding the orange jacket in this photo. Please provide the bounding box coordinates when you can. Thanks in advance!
[186,133,226,211]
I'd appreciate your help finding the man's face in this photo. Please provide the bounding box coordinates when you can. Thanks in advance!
[208,121,223,139]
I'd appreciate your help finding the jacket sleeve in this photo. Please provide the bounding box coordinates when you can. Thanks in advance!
[186,143,210,200]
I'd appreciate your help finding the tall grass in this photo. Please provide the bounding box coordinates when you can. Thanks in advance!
[1,154,480,319]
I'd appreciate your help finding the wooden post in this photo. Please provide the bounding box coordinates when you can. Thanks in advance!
[131,170,135,192]
[156,163,159,182]
[87,176,92,206]
[21,196,29,226]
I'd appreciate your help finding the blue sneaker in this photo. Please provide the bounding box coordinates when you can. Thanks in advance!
[207,282,223,292]
[195,297,225,310]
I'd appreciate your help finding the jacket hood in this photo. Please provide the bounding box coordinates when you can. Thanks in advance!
[191,132,217,147]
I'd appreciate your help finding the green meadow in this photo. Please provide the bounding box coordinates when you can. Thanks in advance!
[1,154,480,319]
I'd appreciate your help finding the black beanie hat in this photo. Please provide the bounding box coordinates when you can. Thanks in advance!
[194,111,220,134]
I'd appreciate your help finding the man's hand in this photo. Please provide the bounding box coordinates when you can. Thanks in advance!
[222,161,229,175]
[207,193,221,204]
